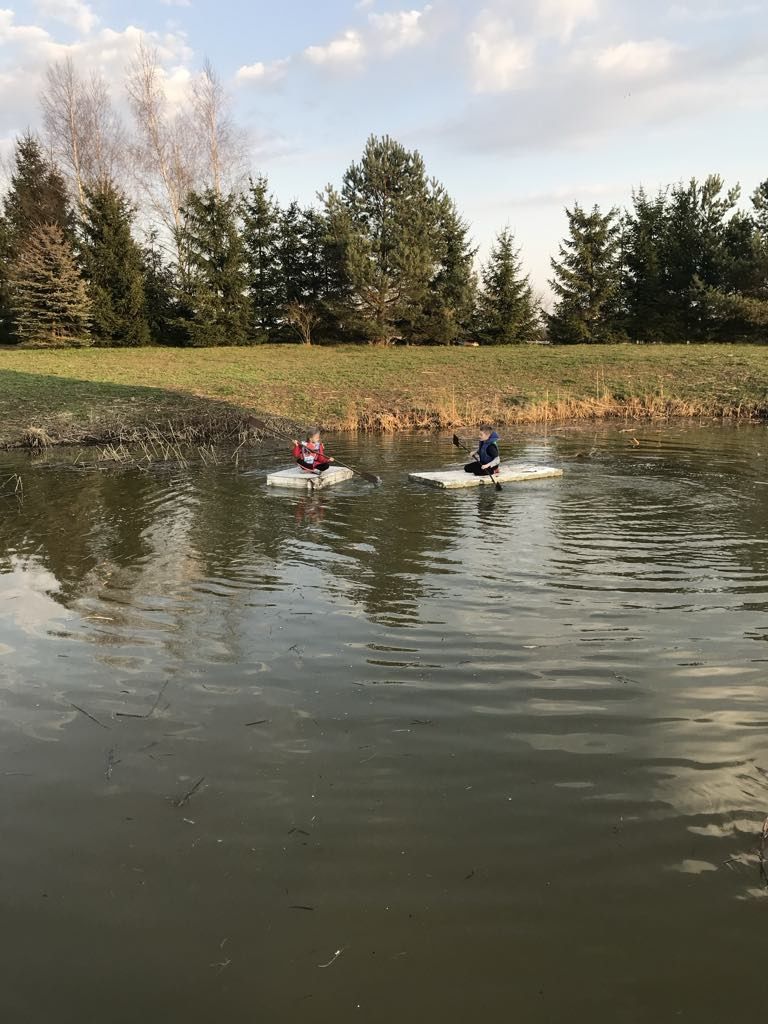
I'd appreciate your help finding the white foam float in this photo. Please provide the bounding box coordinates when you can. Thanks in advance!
[266,465,355,489]
[408,464,563,489]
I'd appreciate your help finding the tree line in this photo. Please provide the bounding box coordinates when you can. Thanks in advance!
[0,49,765,347]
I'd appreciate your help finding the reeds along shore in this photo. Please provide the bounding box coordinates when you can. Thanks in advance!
[5,392,767,451]
[349,393,766,432]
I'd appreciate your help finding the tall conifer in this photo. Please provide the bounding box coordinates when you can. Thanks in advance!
[325,135,435,344]
[9,223,91,345]
[548,204,623,344]
[178,188,249,346]
[242,175,282,340]
[478,227,538,344]
[79,182,150,345]
[1,133,73,340]
[415,188,476,344]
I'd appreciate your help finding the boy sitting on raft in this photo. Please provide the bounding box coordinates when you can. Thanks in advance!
[464,424,501,476]
[292,427,335,475]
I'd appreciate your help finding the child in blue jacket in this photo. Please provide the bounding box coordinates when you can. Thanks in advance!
[464,424,501,476]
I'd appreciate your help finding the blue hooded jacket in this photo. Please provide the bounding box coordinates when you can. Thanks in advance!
[477,431,500,467]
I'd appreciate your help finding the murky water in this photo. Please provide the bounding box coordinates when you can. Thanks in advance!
[1,425,767,1023]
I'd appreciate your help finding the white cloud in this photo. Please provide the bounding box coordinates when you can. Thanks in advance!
[161,0,192,6]
[236,58,290,85]
[368,7,430,53]
[536,0,598,42]
[0,8,49,45]
[469,12,533,93]
[596,39,678,76]
[302,5,433,69]
[440,30,768,159]
[0,13,194,136]
[305,29,365,66]
[35,0,99,34]
[668,2,761,22]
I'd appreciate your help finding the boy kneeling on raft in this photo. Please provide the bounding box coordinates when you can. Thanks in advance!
[292,427,335,475]
[465,424,501,476]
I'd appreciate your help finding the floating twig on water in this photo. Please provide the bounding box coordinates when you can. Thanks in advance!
[116,680,170,720]
[173,776,205,808]
[317,948,344,969]
[105,747,121,780]
[69,702,110,730]
[244,719,269,727]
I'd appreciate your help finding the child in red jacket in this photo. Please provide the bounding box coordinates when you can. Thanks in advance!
[292,428,335,475]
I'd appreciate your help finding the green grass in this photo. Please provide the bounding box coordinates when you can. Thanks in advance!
[1,343,767,445]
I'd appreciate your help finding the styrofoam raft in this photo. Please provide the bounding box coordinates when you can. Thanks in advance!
[266,465,354,489]
[408,464,563,489]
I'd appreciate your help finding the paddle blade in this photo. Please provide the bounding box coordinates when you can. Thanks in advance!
[452,433,462,448]
[359,470,382,486]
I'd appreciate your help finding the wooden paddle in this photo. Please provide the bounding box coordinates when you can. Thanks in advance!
[452,433,502,492]
[251,418,382,486]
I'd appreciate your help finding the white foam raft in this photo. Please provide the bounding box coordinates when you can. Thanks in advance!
[409,464,563,489]
[267,465,354,489]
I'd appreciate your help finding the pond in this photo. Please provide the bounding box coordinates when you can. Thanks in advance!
[1,424,767,1022]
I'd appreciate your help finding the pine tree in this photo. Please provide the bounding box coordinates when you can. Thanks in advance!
[9,223,91,345]
[700,181,768,338]
[79,182,150,346]
[477,227,538,344]
[661,176,740,341]
[242,175,282,340]
[325,135,436,345]
[414,188,477,344]
[177,188,249,347]
[548,204,623,344]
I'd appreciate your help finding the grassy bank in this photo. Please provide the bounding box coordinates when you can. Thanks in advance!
[1,344,767,447]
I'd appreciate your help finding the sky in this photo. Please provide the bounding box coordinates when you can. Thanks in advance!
[1,0,767,296]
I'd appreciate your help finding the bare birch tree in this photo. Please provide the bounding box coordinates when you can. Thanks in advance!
[41,57,124,205]
[191,58,246,196]
[126,40,200,247]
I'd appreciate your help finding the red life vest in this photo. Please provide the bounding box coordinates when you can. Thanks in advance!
[293,440,329,471]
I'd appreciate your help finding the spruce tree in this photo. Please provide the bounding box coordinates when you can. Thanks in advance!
[142,230,178,344]
[478,227,538,344]
[548,204,623,344]
[0,215,13,341]
[177,188,249,347]
[624,188,669,342]
[325,135,436,345]
[277,200,306,309]
[9,223,91,345]
[3,133,72,244]
[303,199,354,342]
[415,188,477,344]
[1,133,73,341]
[242,175,282,341]
[79,182,150,346]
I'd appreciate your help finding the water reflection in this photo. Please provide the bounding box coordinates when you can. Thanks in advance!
[1,425,768,1022]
